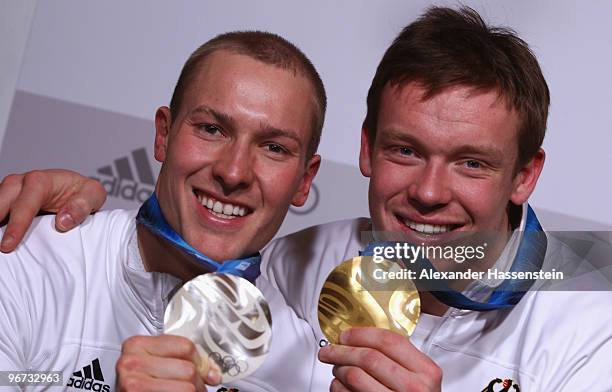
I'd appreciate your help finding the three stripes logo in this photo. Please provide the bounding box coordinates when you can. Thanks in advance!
[66,358,110,391]
[91,147,156,203]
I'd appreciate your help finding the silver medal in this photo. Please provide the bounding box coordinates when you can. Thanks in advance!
[164,273,272,383]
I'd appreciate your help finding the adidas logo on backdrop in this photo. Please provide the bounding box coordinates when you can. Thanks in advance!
[67,358,110,391]
[90,148,155,203]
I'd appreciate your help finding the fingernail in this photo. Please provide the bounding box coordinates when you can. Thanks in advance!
[206,366,222,385]
[57,212,75,231]
[339,330,350,345]
[0,233,15,252]
[206,361,221,385]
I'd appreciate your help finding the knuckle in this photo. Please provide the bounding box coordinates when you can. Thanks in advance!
[427,363,443,385]
[90,178,106,195]
[120,376,143,392]
[116,356,127,373]
[411,364,442,392]
[330,378,343,392]
[362,349,383,368]
[116,354,139,372]
[388,362,405,380]
[122,335,146,351]
[380,330,402,347]
[177,336,196,356]
[183,362,197,380]
[24,170,44,181]
[23,170,50,189]
[344,367,364,388]
[1,174,23,189]
[331,365,341,378]
[69,197,92,213]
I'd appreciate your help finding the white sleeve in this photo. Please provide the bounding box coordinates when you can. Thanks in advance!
[0,239,30,391]
[0,219,64,373]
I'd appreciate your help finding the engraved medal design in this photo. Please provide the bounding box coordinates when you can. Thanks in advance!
[164,273,272,383]
[318,256,420,344]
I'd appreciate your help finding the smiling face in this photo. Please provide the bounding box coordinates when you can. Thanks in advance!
[360,82,544,245]
[153,50,320,262]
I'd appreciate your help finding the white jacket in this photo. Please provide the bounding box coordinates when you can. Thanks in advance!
[0,210,318,392]
[261,215,612,391]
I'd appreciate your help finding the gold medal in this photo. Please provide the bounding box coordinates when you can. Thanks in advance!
[164,273,272,383]
[318,256,420,344]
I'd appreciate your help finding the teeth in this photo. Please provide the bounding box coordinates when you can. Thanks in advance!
[197,193,249,219]
[210,210,236,220]
[404,219,452,234]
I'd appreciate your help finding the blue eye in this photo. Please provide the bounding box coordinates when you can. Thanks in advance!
[466,160,481,169]
[399,147,414,156]
[266,143,287,154]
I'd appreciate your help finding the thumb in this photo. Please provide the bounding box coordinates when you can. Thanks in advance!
[196,353,222,386]
[55,199,90,232]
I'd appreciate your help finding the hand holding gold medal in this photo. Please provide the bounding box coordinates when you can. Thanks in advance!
[318,256,421,344]
[317,257,443,392]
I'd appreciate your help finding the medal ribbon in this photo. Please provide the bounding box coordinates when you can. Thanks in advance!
[136,194,261,282]
[361,205,547,311]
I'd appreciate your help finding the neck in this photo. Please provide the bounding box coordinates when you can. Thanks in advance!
[420,292,450,316]
[136,224,211,282]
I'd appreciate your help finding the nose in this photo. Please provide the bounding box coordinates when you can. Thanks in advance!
[407,161,452,212]
[211,141,254,194]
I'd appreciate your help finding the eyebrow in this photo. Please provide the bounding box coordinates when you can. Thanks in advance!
[380,128,505,161]
[455,144,505,161]
[258,125,303,146]
[189,105,234,126]
[189,105,303,147]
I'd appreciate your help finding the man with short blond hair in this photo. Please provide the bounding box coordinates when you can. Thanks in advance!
[0,31,325,392]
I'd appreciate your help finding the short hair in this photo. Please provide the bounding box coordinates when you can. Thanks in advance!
[170,31,326,159]
[364,6,550,167]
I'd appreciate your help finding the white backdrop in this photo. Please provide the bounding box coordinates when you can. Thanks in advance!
[1,0,611,235]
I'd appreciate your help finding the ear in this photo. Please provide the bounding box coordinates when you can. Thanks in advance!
[291,154,322,207]
[154,106,172,163]
[510,148,546,205]
[359,126,373,177]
